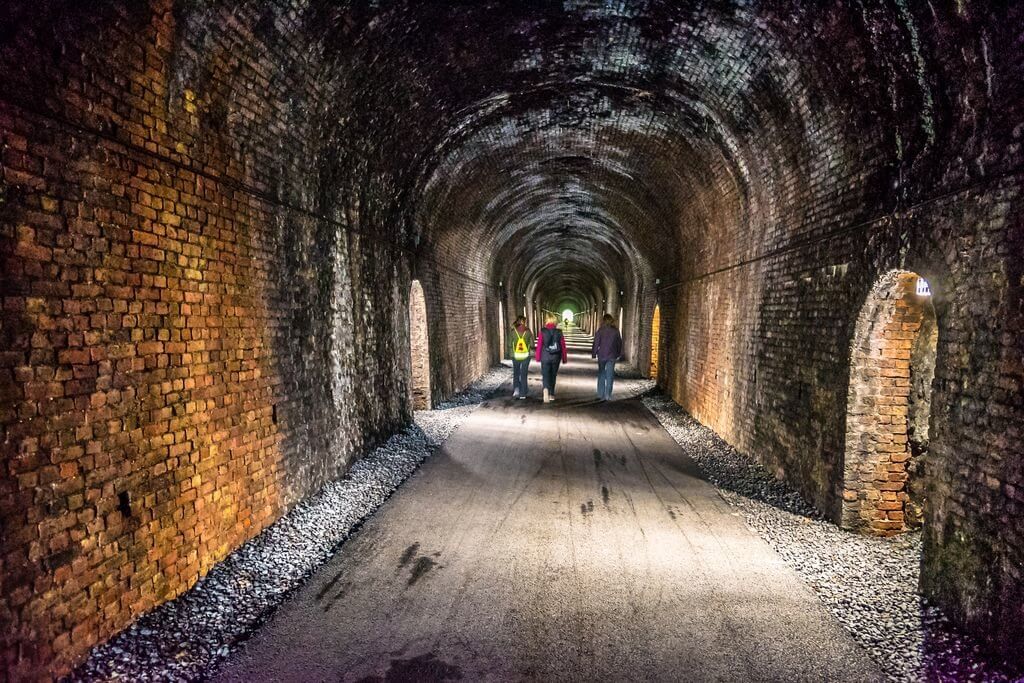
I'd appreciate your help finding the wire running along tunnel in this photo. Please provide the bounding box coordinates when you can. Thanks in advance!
[0,1,1021,680]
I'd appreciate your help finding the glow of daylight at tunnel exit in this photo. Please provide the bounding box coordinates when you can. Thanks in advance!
[562,309,575,323]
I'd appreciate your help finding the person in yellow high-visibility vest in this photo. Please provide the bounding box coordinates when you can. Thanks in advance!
[507,315,534,400]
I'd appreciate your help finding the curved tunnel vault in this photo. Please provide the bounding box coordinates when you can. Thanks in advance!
[398,1,885,373]
[0,0,1022,678]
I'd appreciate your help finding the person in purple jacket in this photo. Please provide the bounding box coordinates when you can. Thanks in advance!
[592,313,623,400]
[536,313,568,403]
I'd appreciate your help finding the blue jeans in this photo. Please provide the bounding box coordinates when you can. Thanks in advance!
[597,360,616,399]
[512,358,530,395]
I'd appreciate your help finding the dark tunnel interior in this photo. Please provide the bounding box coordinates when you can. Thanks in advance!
[0,1,1022,679]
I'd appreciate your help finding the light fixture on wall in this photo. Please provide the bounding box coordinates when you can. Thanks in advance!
[916,277,932,296]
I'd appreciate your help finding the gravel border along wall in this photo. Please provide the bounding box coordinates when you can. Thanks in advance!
[69,368,509,682]
[70,370,1014,682]
[642,392,1019,683]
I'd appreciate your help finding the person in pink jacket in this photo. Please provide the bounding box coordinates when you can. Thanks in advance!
[536,313,568,403]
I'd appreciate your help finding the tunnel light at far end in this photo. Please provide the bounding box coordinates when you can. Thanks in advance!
[916,277,932,296]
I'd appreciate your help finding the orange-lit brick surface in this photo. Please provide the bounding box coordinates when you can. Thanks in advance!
[1,0,1021,677]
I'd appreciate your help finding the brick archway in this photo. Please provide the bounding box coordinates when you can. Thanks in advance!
[409,280,432,410]
[497,299,506,360]
[843,271,937,535]
[650,304,662,380]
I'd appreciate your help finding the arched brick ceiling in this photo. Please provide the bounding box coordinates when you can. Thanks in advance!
[2,1,1021,676]
[417,104,687,312]
[300,0,891,312]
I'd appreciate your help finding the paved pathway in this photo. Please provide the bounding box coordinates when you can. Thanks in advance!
[216,339,882,682]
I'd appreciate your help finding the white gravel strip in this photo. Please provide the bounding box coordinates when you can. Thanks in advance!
[642,392,1017,683]
[610,369,656,399]
[72,371,1013,682]
[415,367,508,446]
[71,368,508,682]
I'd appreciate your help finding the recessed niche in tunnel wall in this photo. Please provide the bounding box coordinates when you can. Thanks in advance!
[409,280,431,410]
[843,271,937,536]
[498,300,506,360]
[650,304,662,381]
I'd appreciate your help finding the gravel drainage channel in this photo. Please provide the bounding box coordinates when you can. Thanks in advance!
[70,367,509,682]
[642,392,1018,683]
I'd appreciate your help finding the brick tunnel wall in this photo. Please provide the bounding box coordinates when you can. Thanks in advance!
[414,250,500,406]
[655,7,1024,666]
[0,3,470,677]
[664,174,1024,664]
[1,0,1022,677]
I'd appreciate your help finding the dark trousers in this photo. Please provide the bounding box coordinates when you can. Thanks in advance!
[541,360,560,394]
[512,358,530,395]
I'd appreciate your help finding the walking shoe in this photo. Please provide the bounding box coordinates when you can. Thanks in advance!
[518,394,527,400]
[543,388,550,403]
[512,390,520,399]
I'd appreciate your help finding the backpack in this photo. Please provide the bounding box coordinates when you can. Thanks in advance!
[512,328,530,361]
[542,328,562,358]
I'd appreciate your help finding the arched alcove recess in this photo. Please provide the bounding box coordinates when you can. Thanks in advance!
[497,300,506,360]
[842,271,938,535]
[650,305,662,380]
[409,280,432,410]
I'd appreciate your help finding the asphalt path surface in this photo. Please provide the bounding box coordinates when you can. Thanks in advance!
[217,330,881,682]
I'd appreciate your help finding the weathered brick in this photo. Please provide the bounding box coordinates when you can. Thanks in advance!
[1,1,1021,680]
